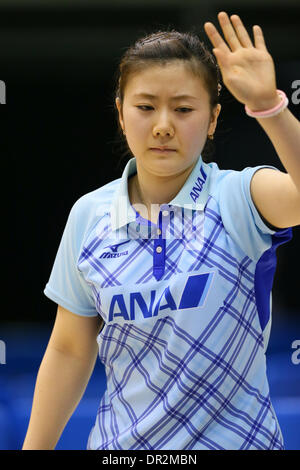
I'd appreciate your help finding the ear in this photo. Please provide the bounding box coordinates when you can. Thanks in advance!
[115,97,125,133]
[208,103,221,135]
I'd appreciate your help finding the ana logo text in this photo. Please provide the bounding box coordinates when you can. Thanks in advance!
[190,165,207,203]
[108,273,213,322]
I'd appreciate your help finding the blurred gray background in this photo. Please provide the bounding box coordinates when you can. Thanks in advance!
[0,0,299,450]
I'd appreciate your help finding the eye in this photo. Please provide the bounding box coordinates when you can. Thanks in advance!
[136,105,153,111]
[136,105,193,113]
[177,108,193,113]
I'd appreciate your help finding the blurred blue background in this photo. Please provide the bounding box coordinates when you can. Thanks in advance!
[0,312,299,450]
[0,0,299,451]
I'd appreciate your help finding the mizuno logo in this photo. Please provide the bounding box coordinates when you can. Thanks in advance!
[104,240,130,252]
[100,240,130,259]
[107,273,214,322]
[100,251,128,259]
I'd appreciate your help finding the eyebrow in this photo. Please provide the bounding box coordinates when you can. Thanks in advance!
[132,93,198,101]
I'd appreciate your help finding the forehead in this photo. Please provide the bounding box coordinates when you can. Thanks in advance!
[124,61,208,100]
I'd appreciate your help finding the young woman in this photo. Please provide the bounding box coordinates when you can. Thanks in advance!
[23,12,300,450]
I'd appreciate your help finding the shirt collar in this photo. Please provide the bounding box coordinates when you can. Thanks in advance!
[110,154,210,231]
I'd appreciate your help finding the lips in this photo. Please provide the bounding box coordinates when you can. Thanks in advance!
[150,148,176,152]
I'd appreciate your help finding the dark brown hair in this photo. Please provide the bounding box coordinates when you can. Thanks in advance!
[112,28,222,168]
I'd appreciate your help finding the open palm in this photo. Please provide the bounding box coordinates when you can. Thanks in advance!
[204,12,279,111]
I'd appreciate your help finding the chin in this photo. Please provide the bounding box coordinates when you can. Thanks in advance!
[148,160,194,178]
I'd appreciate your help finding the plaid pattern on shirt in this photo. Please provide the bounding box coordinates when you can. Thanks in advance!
[44,155,292,450]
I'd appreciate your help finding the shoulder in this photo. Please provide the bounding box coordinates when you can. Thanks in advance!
[63,177,122,249]
[207,162,280,205]
[70,177,121,221]
[203,161,232,199]
[202,161,292,261]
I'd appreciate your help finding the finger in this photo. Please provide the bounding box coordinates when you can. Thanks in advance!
[253,25,268,50]
[211,48,228,69]
[217,11,242,51]
[204,21,231,54]
[230,15,253,48]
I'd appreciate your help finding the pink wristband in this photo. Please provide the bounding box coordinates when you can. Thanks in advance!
[245,90,288,118]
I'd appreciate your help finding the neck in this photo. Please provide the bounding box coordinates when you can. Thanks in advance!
[128,159,199,221]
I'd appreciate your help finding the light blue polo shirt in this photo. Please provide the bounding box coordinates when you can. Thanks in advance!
[44,154,292,450]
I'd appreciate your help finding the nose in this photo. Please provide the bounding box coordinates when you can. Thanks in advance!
[153,128,173,137]
[153,113,174,137]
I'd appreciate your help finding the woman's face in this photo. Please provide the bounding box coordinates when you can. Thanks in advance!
[116,61,221,177]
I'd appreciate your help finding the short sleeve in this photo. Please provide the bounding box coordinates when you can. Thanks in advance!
[219,165,293,262]
[44,198,99,317]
